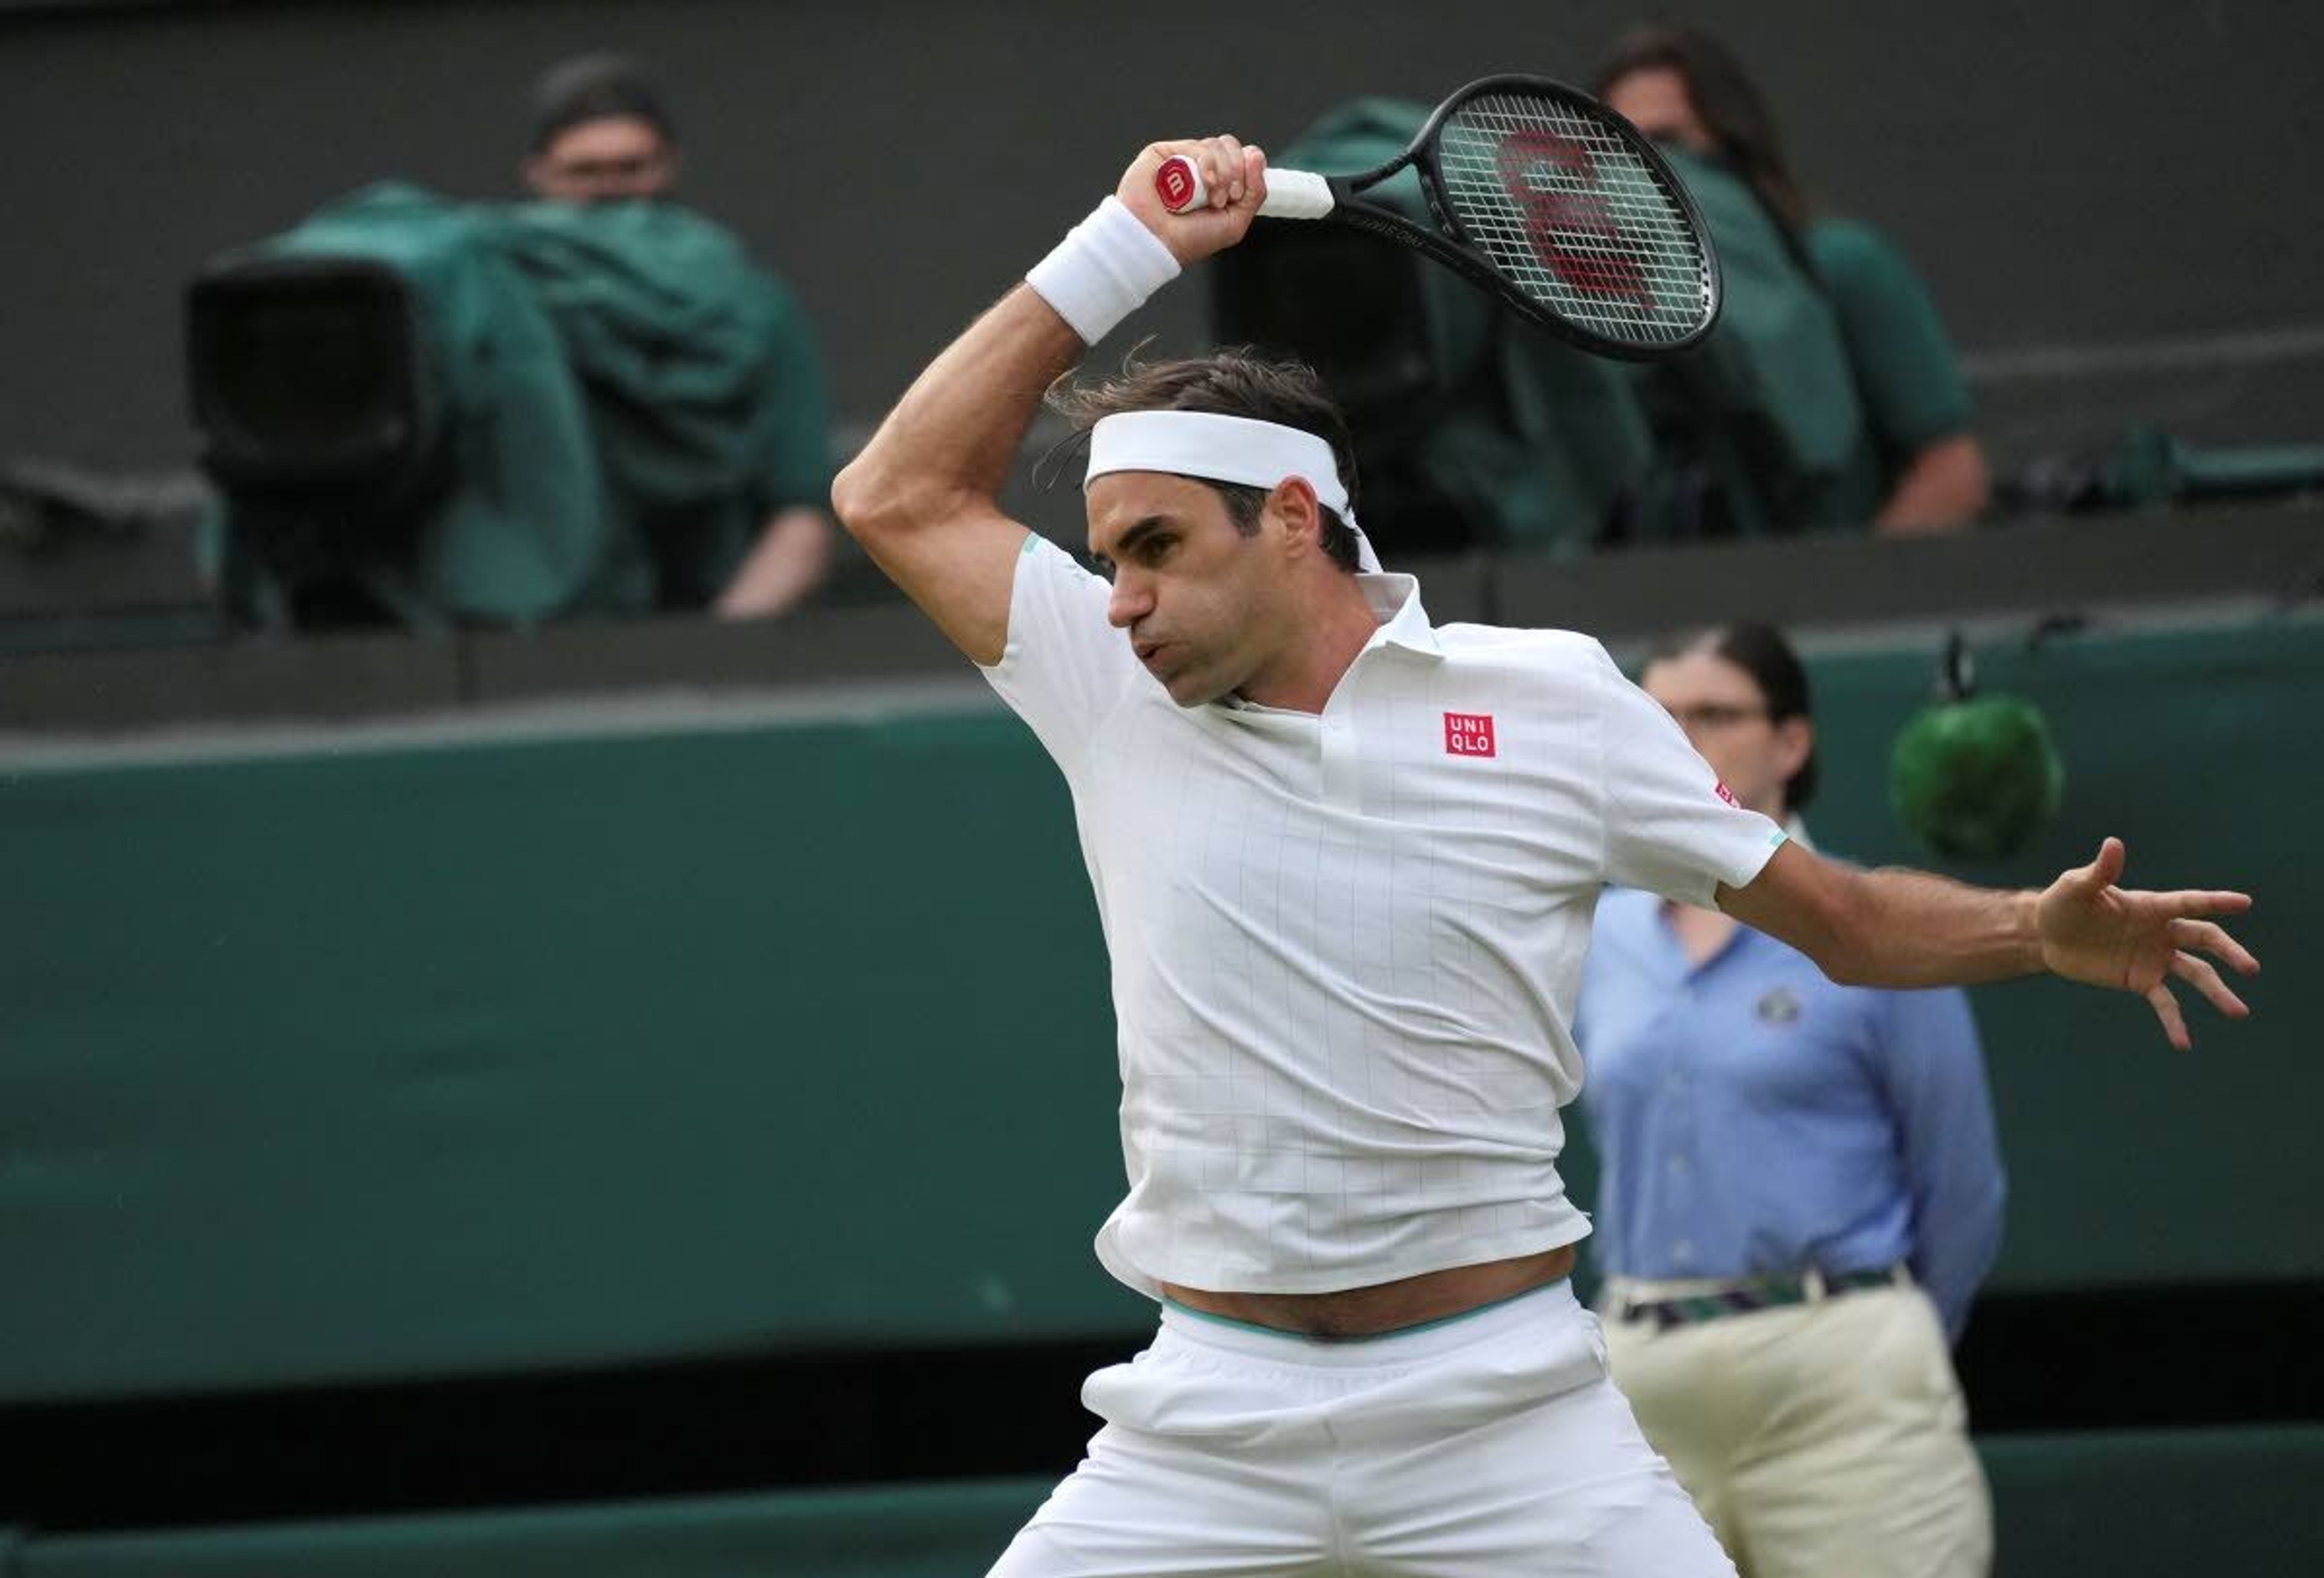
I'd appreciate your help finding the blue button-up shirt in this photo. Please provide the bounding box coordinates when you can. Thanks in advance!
[1575,886,2007,1340]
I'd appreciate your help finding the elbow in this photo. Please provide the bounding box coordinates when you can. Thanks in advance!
[830,450,967,551]
[829,453,896,545]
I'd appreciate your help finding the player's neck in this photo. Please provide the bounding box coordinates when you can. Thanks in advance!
[1234,575,1382,715]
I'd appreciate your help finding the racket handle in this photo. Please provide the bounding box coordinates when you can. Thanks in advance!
[1154,156,1334,221]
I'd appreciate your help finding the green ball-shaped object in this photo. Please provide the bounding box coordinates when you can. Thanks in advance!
[1890,693,2064,862]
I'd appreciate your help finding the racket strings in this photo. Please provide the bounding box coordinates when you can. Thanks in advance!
[1436,93,1712,346]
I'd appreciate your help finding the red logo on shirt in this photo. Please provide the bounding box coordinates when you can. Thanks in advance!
[1713,780,1740,807]
[1444,713,1497,757]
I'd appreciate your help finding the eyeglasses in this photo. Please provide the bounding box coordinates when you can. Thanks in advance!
[1662,702,1771,733]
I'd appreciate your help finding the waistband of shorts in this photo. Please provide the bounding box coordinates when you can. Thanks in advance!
[1157,1277,1578,1368]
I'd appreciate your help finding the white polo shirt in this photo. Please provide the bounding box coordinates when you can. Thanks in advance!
[982,535,1787,1298]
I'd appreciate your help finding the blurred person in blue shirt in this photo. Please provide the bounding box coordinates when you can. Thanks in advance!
[1575,622,2005,1578]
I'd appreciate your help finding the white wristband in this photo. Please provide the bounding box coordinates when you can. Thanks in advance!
[1025,195,1182,345]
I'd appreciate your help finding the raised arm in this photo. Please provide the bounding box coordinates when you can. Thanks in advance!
[830,137,1269,664]
[1718,836,2257,1049]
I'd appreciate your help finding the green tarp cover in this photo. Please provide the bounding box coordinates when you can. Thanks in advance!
[208,185,829,624]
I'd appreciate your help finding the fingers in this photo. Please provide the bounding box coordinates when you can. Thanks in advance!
[2150,889,2254,918]
[2145,981,2192,1052]
[2171,949,2250,1020]
[1152,137,1266,208]
[2079,836,2126,891]
[1204,139,1266,211]
[1218,136,1255,206]
[2170,916,2260,975]
[1206,134,1245,209]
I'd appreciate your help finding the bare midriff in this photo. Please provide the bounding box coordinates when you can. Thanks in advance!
[1161,1243,1579,1340]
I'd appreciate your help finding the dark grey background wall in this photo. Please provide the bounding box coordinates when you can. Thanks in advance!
[4,0,2320,473]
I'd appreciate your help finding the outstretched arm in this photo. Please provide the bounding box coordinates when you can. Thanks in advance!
[831,137,1270,664]
[1719,836,2257,1049]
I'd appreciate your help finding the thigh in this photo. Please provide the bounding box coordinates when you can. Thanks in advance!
[987,1421,1334,1578]
[1731,1291,1992,1578]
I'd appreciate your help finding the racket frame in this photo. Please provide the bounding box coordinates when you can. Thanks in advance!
[1295,73,1722,361]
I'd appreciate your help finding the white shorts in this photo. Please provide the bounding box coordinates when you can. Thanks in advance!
[989,1280,1735,1577]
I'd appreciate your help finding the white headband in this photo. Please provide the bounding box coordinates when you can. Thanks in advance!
[1084,410,1382,572]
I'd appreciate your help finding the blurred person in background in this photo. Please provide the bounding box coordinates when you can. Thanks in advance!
[1595,27,1991,537]
[1575,621,2005,1578]
[518,52,834,618]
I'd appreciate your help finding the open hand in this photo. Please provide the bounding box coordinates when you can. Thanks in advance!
[2036,837,2258,1049]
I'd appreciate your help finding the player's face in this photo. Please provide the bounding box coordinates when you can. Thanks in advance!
[1642,651,1811,819]
[1088,473,1288,707]
[1602,67,1719,157]
[525,116,678,203]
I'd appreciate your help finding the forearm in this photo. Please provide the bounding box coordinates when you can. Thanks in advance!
[1873,432,1989,536]
[714,506,833,620]
[1830,865,2042,988]
[832,287,1083,532]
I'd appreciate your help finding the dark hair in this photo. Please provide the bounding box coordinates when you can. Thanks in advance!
[530,53,677,153]
[1046,349,1366,573]
[1646,621,1820,811]
[1591,25,1810,236]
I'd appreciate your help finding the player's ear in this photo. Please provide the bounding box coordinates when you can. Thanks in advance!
[1267,477,1322,555]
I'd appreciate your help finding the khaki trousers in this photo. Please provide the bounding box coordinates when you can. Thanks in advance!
[1601,1280,1991,1578]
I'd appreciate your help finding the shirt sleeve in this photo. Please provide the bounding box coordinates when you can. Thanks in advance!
[1810,219,1975,454]
[978,534,1142,778]
[1876,986,2007,1341]
[1591,642,1790,908]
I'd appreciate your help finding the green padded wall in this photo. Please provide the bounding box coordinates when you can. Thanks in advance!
[1978,1426,2324,1577]
[1,611,2316,1402]
[0,710,1145,1402]
[1773,613,2317,1291]
[16,1478,1053,1578]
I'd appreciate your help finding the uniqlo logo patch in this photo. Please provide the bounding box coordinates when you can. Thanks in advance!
[1713,780,1740,807]
[1444,712,1497,757]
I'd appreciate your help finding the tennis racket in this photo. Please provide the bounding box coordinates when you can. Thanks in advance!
[1157,75,1720,361]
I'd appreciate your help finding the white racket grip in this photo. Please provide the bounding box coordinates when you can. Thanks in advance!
[1257,169,1334,220]
[1154,156,1335,220]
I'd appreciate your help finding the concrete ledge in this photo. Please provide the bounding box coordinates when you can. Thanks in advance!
[3,500,2315,735]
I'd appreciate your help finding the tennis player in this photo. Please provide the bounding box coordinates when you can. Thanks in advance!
[831,136,2258,1577]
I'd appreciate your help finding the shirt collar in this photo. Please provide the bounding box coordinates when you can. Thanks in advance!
[1356,572,1443,663]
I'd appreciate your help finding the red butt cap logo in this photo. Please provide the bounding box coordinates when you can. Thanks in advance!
[1155,159,1198,212]
[1714,781,1740,807]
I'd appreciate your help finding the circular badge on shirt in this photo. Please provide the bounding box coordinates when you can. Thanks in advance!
[1756,986,1802,1026]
